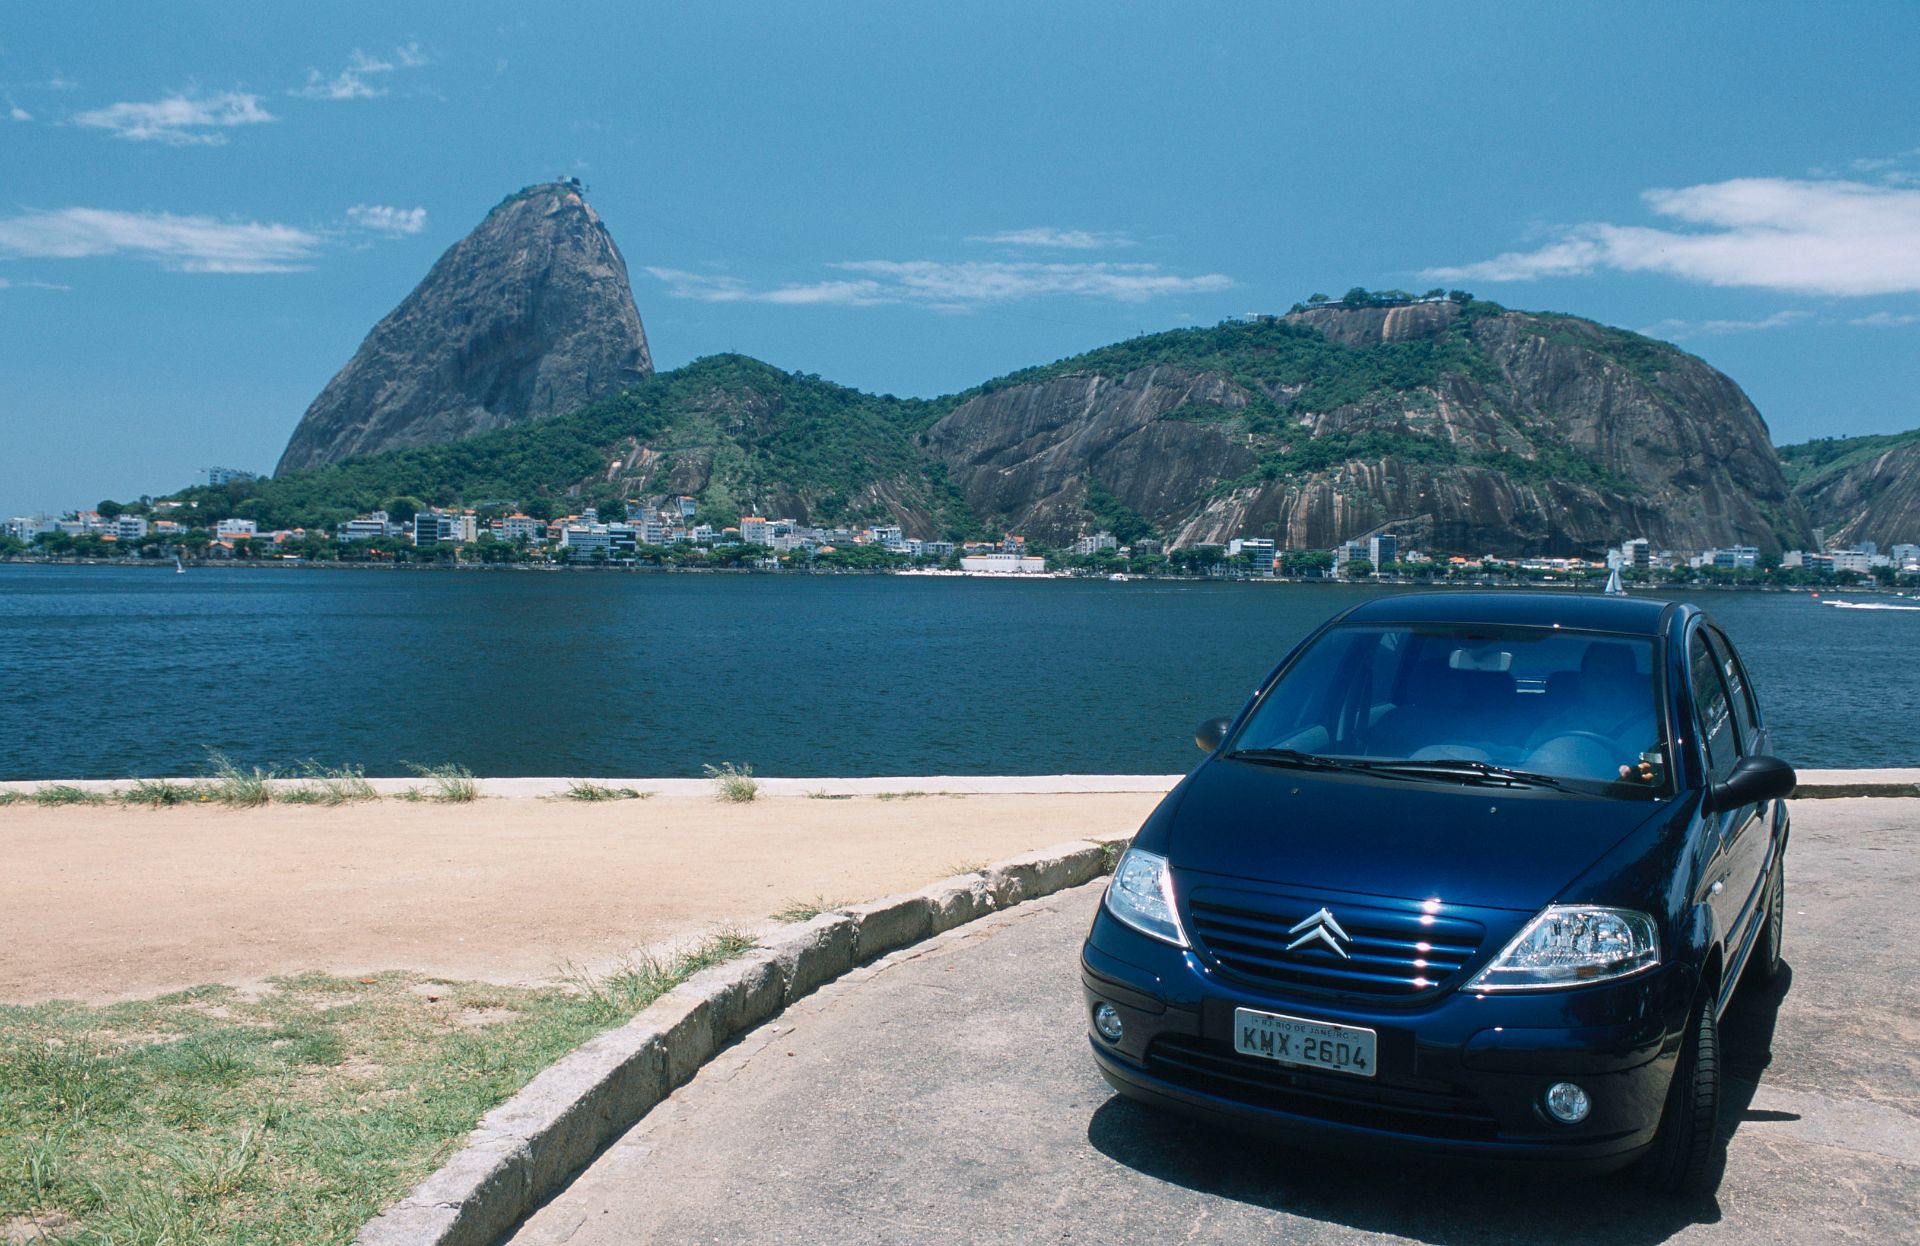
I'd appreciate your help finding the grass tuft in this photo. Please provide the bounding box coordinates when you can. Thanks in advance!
[563,780,646,802]
[773,896,842,923]
[122,777,200,807]
[874,790,929,801]
[405,762,479,803]
[558,929,758,1023]
[703,762,758,803]
[279,761,379,806]
[30,784,108,807]
[805,789,852,800]
[203,750,273,807]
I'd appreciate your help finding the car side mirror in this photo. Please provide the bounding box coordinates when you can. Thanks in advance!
[1195,716,1232,753]
[1707,754,1796,812]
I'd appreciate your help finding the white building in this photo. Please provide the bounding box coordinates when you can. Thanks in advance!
[492,514,546,543]
[740,515,772,546]
[5,514,57,542]
[959,552,1048,574]
[1228,537,1277,574]
[1074,531,1120,556]
[114,515,149,541]
[203,466,257,487]
[215,518,258,539]
[337,511,396,541]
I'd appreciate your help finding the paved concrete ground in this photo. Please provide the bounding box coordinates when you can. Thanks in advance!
[508,799,1919,1245]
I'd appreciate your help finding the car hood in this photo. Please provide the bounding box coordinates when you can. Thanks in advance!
[1165,758,1668,911]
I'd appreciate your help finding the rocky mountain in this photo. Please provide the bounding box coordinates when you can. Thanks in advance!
[275,182,652,475]
[922,300,1814,555]
[1781,429,1920,547]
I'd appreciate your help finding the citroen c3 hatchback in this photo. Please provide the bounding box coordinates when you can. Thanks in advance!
[1082,593,1794,1194]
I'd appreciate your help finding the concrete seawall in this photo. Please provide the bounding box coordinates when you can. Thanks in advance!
[3,770,1915,799]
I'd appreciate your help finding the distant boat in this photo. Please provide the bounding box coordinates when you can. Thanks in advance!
[1822,600,1920,612]
[174,556,185,574]
[1603,567,1624,595]
[1108,573,1129,582]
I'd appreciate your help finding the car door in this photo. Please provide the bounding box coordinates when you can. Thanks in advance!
[1687,626,1766,986]
[1711,625,1779,937]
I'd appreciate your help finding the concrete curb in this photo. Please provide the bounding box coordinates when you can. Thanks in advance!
[352,833,1130,1246]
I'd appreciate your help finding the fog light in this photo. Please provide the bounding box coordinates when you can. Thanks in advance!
[1093,1002,1124,1042]
[1544,1081,1591,1124]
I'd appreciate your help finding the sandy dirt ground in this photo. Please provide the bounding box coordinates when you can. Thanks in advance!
[0,793,1163,1005]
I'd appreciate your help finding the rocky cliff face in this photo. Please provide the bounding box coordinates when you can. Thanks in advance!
[1792,436,1920,546]
[924,304,1813,555]
[276,183,652,475]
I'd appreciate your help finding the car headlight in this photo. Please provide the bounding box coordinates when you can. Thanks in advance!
[1104,848,1188,947]
[1465,905,1658,991]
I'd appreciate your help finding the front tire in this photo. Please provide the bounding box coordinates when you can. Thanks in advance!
[1638,991,1721,1196]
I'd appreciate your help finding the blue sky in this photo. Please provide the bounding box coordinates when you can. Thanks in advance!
[3,1,1918,516]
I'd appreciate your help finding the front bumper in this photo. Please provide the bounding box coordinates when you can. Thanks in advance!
[1082,908,1688,1165]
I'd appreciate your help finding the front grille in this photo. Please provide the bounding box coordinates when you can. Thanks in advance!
[1186,890,1483,999]
[1147,1035,1499,1141]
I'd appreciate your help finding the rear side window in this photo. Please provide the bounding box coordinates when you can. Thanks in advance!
[1710,627,1762,749]
[1688,631,1739,784]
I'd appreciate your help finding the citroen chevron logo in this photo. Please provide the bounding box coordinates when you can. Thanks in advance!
[1285,907,1352,959]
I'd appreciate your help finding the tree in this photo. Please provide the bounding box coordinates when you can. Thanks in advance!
[1343,559,1374,579]
[1306,293,1331,304]
[383,496,425,525]
[96,499,125,520]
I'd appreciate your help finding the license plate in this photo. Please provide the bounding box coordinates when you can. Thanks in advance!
[1232,1007,1377,1078]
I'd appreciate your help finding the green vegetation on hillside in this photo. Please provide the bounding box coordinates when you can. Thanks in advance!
[165,356,976,538]
[1777,427,1920,488]
[967,314,1503,419]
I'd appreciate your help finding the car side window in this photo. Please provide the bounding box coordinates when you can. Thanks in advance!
[1688,630,1739,785]
[1710,628,1763,751]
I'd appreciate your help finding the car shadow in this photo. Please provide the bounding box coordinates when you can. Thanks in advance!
[1719,960,1793,1139]
[1086,1098,1717,1245]
[1078,964,1800,1246]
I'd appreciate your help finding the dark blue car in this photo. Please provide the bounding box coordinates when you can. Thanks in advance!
[1082,593,1795,1195]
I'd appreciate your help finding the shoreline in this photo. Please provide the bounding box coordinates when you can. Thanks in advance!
[1,555,1903,594]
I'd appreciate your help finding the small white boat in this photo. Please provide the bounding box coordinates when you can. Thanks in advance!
[1108,573,1129,582]
[1821,600,1920,612]
[174,556,185,574]
[1603,567,1625,595]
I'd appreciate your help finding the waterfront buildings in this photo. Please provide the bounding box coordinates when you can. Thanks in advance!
[1228,537,1277,574]
[959,552,1048,573]
[336,511,398,541]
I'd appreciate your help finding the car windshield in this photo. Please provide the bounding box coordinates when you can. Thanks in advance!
[1228,623,1668,797]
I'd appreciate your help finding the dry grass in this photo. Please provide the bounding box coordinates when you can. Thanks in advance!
[562,780,647,802]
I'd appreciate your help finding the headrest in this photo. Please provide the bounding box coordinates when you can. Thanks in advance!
[1581,643,1637,683]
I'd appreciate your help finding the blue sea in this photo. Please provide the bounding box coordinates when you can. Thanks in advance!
[0,564,1907,779]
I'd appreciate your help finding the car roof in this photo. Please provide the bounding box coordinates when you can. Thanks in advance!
[1341,591,1680,636]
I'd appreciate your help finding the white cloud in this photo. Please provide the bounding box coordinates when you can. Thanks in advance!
[0,277,73,291]
[0,207,321,272]
[292,44,426,100]
[347,204,427,236]
[73,91,275,145]
[1639,310,1808,340]
[967,227,1137,250]
[1850,310,1920,327]
[1423,177,1920,297]
[7,99,29,122]
[648,259,1233,309]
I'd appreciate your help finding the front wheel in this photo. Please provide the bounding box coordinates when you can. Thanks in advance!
[1637,991,1722,1196]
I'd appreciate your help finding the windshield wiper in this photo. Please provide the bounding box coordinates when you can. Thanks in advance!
[1360,758,1580,793]
[1225,747,1379,773]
